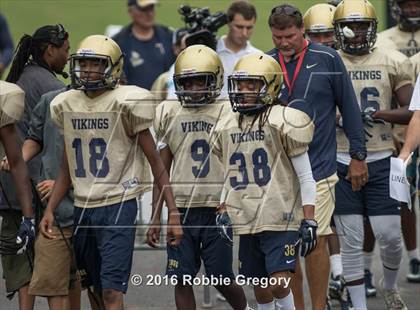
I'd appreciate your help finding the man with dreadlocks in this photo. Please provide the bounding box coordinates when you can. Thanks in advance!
[0,24,69,308]
[6,24,69,137]
[212,53,316,310]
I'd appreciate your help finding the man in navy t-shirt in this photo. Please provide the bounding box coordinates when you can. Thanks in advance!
[113,0,175,90]
[266,4,368,309]
[0,14,14,78]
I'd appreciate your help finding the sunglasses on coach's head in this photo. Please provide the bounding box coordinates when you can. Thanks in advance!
[270,5,302,17]
[56,24,68,40]
[50,24,69,46]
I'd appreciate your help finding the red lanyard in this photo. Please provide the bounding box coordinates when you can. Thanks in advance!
[278,40,308,96]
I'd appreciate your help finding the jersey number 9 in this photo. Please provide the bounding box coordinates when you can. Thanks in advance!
[191,139,210,178]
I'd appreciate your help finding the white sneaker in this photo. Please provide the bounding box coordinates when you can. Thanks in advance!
[379,279,407,310]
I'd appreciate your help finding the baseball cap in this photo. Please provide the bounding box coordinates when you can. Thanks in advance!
[127,0,158,8]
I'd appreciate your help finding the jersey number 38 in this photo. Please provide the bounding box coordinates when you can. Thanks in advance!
[229,148,271,190]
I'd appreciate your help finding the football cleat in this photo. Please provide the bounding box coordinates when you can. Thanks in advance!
[329,274,343,300]
[364,269,377,297]
[339,286,354,310]
[326,296,332,310]
[407,258,420,283]
[331,276,354,310]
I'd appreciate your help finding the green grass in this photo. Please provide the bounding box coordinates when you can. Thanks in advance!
[1,0,387,78]
[0,0,387,82]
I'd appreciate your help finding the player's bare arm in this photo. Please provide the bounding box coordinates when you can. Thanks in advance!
[137,129,182,246]
[1,139,41,171]
[21,139,42,162]
[0,124,33,218]
[302,204,315,220]
[40,151,71,239]
[0,138,55,201]
[26,141,57,201]
[372,84,414,124]
[147,145,173,248]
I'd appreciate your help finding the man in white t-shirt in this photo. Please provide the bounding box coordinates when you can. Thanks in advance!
[399,74,420,161]
[216,0,261,98]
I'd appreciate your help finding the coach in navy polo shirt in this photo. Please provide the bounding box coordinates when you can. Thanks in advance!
[113,0,175,89]
[267,4,368,309]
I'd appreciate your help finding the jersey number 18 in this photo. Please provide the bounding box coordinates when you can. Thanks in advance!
[72,138,110,178]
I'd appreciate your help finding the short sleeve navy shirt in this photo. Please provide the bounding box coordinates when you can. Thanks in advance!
[267,42,366,181]
[0,13,14,70]
[113,24,175,90]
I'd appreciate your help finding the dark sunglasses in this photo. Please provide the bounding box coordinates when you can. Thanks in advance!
[50,24,68,46]
[270,5,301,17]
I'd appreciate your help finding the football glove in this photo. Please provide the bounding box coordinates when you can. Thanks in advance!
[215,211,233,247]
[361,107,386,128]
[299,219,318,257]
[16,217,35,255]
[364,128,373,143]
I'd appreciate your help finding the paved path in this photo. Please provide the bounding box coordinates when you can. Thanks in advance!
[1,193,418,309]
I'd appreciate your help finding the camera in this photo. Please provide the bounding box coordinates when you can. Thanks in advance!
[178,5,227,50]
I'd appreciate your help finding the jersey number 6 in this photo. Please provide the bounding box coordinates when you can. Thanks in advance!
[360,87,380,111]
